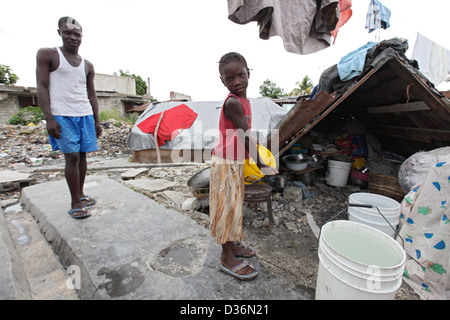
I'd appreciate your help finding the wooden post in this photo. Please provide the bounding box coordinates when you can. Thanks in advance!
[154,111,164,163]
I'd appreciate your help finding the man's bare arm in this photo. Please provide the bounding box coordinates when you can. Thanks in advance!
[36,48,60,139]
[85,60,102,138]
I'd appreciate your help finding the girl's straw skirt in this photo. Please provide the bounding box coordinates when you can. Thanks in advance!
[209,156,245,244]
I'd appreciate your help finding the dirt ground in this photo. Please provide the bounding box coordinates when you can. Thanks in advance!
[235,183,419,300]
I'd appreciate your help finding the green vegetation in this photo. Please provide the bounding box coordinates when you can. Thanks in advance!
[7,106,44,125]
[289,76,314,96]
[119,69,148,96]
[99,109,139,125]
[7,106,138,126]
[259,79,286,99]
[259,75,314,98]
[0,64,19,85]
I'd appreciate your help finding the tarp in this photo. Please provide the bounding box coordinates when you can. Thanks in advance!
[314,38,441,97]
[127,98,287,152]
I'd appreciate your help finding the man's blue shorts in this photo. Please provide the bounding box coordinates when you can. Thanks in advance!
[48,115,98,154]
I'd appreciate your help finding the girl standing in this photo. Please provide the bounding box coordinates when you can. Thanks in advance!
[210,52,277,280]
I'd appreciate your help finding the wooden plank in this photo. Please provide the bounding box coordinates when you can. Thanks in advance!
[386,59,450,120]
[132,149,212,163]
[367,101,430,114]
[267,90,336,153]
[154,111,164,163]
[275,68,377,157]
[368,124,450,143]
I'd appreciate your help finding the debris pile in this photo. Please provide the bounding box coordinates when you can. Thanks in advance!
[97,121,134,157]
[0,124,58,168]
[0,121,133,168]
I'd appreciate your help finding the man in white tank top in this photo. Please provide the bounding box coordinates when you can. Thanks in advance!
[36,17,102,219]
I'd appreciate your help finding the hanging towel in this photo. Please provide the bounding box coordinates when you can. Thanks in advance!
[365,0,391,33]
[137,104,198,147]
[411,32,450,86]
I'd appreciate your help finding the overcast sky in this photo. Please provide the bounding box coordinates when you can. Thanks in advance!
[1,0,449,101]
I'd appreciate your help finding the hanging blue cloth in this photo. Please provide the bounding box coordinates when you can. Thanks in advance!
[365,0,391,33]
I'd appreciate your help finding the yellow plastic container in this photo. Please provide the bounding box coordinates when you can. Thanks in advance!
[351,157,366,170]
[243,145,277,184]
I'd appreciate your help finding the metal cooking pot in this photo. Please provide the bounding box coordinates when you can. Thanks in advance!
[187,167,211,190]
[296,170,316,186]
[285,154,308,162]
[312,154,322,163]
[282,155,308,171]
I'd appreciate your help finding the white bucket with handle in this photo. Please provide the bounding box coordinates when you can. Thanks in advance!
[347,193,401,237]
[326,159,352,187]
[315,220,406,300]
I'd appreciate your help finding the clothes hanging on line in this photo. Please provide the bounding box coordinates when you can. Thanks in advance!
[411,32,450,86]
[365,0,391,33]
[227,0,340,55]
[331,0,352,44]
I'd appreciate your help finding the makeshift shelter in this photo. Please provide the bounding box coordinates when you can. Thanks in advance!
[267,38,450,160]
[263,38,450,299]
[127,98,287,163]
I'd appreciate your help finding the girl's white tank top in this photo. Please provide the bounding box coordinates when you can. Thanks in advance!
[49,47,93,116]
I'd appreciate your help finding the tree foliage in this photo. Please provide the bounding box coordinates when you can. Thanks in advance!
[0,64,19,85]
[119,69,148,95]
[289,75,314,96]
[259,79,286,99]
[259,76,314,99]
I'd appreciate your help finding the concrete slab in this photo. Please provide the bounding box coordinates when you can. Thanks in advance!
[123,178,178,193]
[0,170,32,192]
[162,190,189,207]
[0,208,32,300]
[120,168,149,180]
[20,175,313,300]
[0,170,31,183]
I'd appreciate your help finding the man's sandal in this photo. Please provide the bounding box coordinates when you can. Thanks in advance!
[68,206,91,219]
[80,195,96,207]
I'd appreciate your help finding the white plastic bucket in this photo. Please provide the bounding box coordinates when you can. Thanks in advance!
[347,193,401,237]
[316,220,406,300]
[326,159,352,187]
